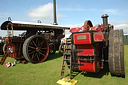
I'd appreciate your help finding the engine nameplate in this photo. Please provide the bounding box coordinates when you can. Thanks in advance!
[77,35,86,40]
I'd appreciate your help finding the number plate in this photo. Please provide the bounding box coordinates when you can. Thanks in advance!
[77,35,86,40]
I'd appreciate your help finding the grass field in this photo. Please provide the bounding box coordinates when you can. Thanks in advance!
[0,46,128,85]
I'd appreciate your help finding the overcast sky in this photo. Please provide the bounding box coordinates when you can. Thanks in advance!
[0,0,128,37]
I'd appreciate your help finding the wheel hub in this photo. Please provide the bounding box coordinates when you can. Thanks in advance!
[36,47,40,52]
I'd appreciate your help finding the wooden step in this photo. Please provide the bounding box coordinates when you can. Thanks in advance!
[66,42,71,44]
[64,53,71,55]
[61,70,70,72]
[63,59,70,61]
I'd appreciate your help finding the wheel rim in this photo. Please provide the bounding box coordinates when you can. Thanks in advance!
[108,30,125,78]
[23,35,49,63]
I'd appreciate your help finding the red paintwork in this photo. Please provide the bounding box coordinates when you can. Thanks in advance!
[73,32,103,72]
[77,44,95,72]
[94,33,103,42]
[77,45,94,56]
[70,27,81,33]
[79,58,101,72]
[73,32,91,44]
[79,61,95,72]
[76,42,102,72]
[70,23,114,33]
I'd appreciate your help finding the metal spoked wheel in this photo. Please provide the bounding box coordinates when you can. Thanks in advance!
[108,29,125,78]
[23,35,49,63]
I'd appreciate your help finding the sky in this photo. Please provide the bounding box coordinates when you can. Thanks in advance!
[0,0,128,37]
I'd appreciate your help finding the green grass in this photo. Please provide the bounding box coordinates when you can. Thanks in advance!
[0,46,128,85]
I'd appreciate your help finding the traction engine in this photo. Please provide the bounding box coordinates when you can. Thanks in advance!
[0,21,69,64]
[61,14,125,79]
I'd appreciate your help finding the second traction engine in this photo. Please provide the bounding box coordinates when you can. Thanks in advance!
[61,14,125,79]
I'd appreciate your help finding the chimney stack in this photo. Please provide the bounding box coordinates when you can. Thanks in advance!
[101,14,109,26]
[53,0,58,25]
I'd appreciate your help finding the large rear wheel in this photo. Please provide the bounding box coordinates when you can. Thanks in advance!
[23,35,49,63]
[108,30,125,78]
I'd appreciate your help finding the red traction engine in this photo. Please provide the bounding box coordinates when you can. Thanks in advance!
[62,14,125,78]
[0,20,69,64]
